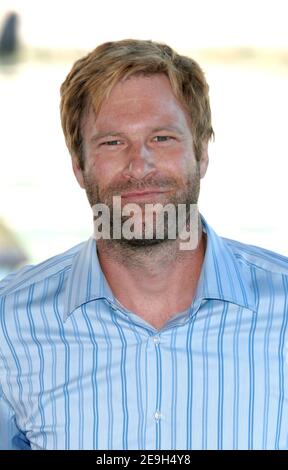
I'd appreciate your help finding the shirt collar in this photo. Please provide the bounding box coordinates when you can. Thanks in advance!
[63,237,115,322]
[63,216,257,321]
[196,216,257,312]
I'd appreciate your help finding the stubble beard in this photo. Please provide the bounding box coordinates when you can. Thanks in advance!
[83,166,201,254]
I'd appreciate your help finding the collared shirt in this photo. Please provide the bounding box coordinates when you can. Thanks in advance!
[1,217,288,450]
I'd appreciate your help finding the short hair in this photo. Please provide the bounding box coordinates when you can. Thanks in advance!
[60,39,214,170]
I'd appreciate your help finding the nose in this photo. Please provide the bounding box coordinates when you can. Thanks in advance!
[122,142,156,180]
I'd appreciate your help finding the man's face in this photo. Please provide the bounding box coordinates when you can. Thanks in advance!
[72,73,209,246]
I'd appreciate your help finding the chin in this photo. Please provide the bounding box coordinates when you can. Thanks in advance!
[118,237,172,248]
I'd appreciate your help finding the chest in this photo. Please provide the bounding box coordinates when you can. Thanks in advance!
[3,300,288,449]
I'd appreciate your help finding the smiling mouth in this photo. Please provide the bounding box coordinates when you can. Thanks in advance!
[120,190,169,198]
[120,191,169,202]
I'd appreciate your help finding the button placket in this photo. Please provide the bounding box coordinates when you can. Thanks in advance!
[153,335,161,345]
[154,410,162,421]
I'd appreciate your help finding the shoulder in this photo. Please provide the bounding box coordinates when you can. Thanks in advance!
[223,237,288,276]
[0,241,86,298]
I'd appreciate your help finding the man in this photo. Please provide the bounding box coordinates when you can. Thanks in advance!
[0,39,288,450]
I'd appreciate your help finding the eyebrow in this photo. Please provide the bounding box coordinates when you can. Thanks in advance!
[90,131,126,143]
[90,125,185,143]
[151,125,185,135]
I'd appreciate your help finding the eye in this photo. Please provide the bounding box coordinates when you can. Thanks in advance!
[101,140,122,146]
[152,136,174,142]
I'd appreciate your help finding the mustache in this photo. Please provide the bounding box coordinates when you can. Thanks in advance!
[100,176,180,199]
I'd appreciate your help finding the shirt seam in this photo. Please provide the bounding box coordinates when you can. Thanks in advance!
[234,253,288,276]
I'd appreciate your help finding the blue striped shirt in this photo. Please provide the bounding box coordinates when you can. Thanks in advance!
[1,216,288,450]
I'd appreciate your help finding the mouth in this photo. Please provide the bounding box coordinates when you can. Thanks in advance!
[120,190,170,201]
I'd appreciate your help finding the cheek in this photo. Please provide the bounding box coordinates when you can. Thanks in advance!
[180,146,198,170]
[86,152,123,188]
[162,148,197,175]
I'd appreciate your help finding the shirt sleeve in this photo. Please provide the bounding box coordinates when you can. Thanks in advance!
[0,384,31,450]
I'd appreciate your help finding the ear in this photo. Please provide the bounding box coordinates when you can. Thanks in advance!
[71,153,85,189]
[199,141,209,179]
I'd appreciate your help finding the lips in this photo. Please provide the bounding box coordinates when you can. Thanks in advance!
[120,190,169,201]
[121,190,166,196]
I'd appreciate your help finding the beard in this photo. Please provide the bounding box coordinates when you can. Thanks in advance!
[83,166,201,249]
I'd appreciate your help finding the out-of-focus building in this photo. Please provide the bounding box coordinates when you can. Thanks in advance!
[0,11,19,56]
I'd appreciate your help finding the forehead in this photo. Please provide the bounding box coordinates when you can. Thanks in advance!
[85,74,191,133]
[108,73,173,98]
[99,74,179,110]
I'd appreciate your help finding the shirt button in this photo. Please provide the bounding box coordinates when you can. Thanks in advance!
[154,411,162,421]
[153,335,161,345]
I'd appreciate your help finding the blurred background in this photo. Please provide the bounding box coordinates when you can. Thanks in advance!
[0,0,288,279]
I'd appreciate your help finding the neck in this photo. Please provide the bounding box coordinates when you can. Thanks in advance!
[96,219,206,329]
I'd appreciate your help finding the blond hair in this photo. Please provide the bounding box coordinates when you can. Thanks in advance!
[60,39,214,169]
